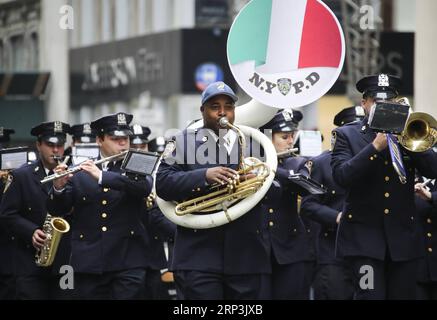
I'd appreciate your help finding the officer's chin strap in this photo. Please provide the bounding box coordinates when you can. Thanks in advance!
[387,133,407,184]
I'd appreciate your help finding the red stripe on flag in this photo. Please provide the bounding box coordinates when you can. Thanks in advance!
[298,0,342,68]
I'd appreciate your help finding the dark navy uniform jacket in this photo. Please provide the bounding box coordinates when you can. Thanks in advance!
[0,160,58,275]
[260,156,313,265]
[331,119,437,261]
[415,180,437,282]
[146,205,176,271]
[301,150,345,265]
[47,160,153,274]
[156,129,271,275]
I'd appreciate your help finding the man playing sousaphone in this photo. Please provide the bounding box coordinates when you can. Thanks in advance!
[331,74,437,299]
[156,81,271,300]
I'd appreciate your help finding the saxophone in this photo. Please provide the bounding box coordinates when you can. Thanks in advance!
[35,213,70,267]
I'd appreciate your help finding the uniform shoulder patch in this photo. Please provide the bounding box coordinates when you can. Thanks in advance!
[331,131,337,151]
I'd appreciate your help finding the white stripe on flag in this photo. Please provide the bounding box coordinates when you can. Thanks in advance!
[256,0,307,74]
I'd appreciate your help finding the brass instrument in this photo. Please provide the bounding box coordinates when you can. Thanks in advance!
[399,112,437,153]
[173,117,271,216]
[277,148,299,159]
[41,150,128,184]
[35,213,70,267]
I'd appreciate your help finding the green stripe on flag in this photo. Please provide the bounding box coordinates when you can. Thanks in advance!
[227,0,272,67]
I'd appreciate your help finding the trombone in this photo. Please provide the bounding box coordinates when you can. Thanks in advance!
[41,150,128,184]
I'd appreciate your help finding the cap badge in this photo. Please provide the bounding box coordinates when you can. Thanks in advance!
[133,124,143,135]
[277,78,292,96]
[282,110,293,121]
[54,121,63,133]
[216,82,225,91]
[83,123,92,135]
[378,74,389,87]
[117,113,127,125]
[0,127,3,138]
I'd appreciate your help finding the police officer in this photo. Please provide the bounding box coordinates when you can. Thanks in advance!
[130,124,176,300]
[64,123,97,165]
[331,74,437,299]
[301,106,364,300]
[259,110,314,299]
[0,126,15,299]
[0,121,70,299]
[156,81,271,300]
[415,177,437,299]
[47,113,153,300]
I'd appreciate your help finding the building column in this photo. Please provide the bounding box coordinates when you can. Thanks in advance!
[415,0,437,118]
[39,0,70,122]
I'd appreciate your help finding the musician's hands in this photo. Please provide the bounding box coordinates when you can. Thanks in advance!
[415,182,432,201]
[0,170,8,180]
[32,229,46,250]
[80,160,101,181]
[53,164,71,191]
[372,133,388,151]
[206,167,239,185]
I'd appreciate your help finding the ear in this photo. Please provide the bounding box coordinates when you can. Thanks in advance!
[96,136,103,147]
[200,105,204,113]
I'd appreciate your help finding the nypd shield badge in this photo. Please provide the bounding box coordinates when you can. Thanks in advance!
[277,78,292,96]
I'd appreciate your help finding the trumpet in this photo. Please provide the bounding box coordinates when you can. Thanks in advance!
[277,148,299,159]
[41,150,128,184]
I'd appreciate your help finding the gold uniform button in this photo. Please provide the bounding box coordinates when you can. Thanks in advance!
[427,233,432,238]
[197,188,201,192]
[293,228,297,232]
[374,154,378,158]
[83,197,86,201]
[11,236,14,240]
[79,234,84,239]
[307,229,311,233]
[193,229,197,233]
[324,233,328,237]
[348,214,352,219]
[332,190,336,194]
[427,218,432,224]
[256,229,260,234]
[154,236,158,240]
[384,209,390,214]
[28,207,32,211]
[384,192,390,198]
[411,216,414,221]
[101,213,107,218]
[385,176,390,182]
[102,200,107,205]
[269,221,274,227]
[385,161,389,165]
[130,230,135,235]
[103,188,109,192]
[428,248,433,253]
[269,208,274,213]
[370,156,374,161]
[102,226,107,232]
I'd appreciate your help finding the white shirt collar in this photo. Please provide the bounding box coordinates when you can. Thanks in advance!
[206,129,237,155]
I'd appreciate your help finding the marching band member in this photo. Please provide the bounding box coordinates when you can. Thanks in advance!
[156,81,271,300]
[0,121,70,299]
[130,124,176,300]
[415,177,437,299]
[47,113,153,300]
[331,74,437,299]
[258,109,314,299]
[300,106,364,300]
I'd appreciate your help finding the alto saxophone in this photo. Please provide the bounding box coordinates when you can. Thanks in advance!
[35,213,70,267]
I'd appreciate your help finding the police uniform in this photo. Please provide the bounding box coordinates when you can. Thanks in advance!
[331,74,437,299]
[0,127,15,299]
[300,106,364,300]
[130,124,177,300]
[415,179,437,299]
[156,82,271,300]
[47,113,153,300]
[0,121,70,299]
[258,110,314,299]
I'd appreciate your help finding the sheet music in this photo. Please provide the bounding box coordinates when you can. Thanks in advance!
[1,151,27,170]
[298,131,322,157]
